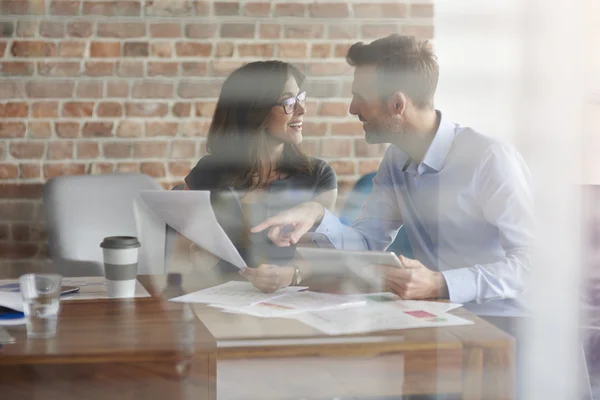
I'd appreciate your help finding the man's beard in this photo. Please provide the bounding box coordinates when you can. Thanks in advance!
[364,119,401,145]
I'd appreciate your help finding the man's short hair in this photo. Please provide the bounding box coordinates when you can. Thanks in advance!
[346,34,439,109]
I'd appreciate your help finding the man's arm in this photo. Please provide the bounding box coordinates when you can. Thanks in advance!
[442,144,535,304]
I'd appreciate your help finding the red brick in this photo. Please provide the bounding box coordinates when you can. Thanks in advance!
[147,121,179,137]
[221,23,255,39]
[302,122,328,137]
[132,81,174,99]
[97,102,122,117]
[106,81,130,98]
[82,0,114,15]
[150,23,181,38]
[304,100,319,116]
[103,141,132,158]
[175,42,212,57]
[151,42,173,58]
[149,61,179,77]
[20,163,41,179]
[0,163,18,179]
[359,160,381,175]
[76,81,103,98]
[144,0,194,17]
[68,22,93,38]
[341,80,353,97]
[319,102,348,117]
[402,25,434,39]
[85,61,115,76]
[312,43,331,58]
[285,24,324,39]
[39,21,65,38]
[0,21,11,37]
[76,141,100,159]
[355,139,387,157]
[259,23,280,39]
[0,122,26,138]
[329,160,355,176]
[123,42,149,57]
[181,61,208,76]
[1,0,43,14]
[117,60,144,77]
[117,120,143,137]
[275,3,305,17]
[0,61,34,76]
[195,101,216,117]
[328,24,358,39]
[0,242,38,259]
[305,80,340,98]
[309,62,352,76]
[211,60,242,77]
[90,42,121,57]
[47,142,74,160]
[59,41,86,57]
[238,43,274,58]
[334,44,352,58]
[215,42,233,58]
[0,102,28,118]
[243,2,270,17]
[321,138,352,157]
[134,141,167,158]
[173,102,191,117]
[0,223,8,240]
[279,43,307,59]
[50,0,80,16]
[62,102,93,118]
[28,122,52,138]
[141,162,166,178]
[181,120,209,137]
[31,102,57,118]
[0,41,6,56]
[331,121,364,136]
[0,142,5,160]
[90,162,113,174]
[16,21,36,37]
[55,122,80,138]
[168,161,192,177]
[12,223,29,241]
[38,61,81,77]
[115,1,141,16]
[185,23,217,39]
[300,139,319,155]
[194,1,209,15]
[170,140,196,159]
[10,142,45,159]
[178,80,222,99]
[117,162,139,173]
[125,102,168,117]
[43,163,86,179]
[362,24,400,39]
[97,22,145,38]
[0,81,24,99]
[11,41,57,57]
[309,3,348,18]
[410,3,434,18]
[215,1,239,15]
[83,121,113,137]
[353,3,406,18]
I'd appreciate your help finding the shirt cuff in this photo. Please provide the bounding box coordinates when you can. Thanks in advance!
[441,268,478,304]
[313,208,341,248]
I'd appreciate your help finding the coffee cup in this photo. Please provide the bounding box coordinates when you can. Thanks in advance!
[100,236,141,298]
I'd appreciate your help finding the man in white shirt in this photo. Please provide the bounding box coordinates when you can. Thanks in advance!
[252,34,534,316]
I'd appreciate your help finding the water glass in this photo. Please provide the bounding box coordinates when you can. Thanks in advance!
[19,274,62,339]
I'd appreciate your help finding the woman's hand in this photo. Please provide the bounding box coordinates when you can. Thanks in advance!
[240,265,295,293]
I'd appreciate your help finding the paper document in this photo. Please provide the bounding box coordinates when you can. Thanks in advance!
[170,281,307,307]
[140,190,247,270]
[0,277,150,302]
[214,291,367,318]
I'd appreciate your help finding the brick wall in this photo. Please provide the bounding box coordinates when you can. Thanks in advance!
[0,0,434,265]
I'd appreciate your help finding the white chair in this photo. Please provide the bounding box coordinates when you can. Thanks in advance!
[43,173,166,277]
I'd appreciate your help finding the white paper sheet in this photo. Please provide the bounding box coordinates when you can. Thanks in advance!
[170,281,307,307]
[291,301,473,335]
[139,190,247,270]
[0,277,150,302]
[213,291,368,318]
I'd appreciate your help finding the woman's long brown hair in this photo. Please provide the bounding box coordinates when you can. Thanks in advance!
[206,61,313,190]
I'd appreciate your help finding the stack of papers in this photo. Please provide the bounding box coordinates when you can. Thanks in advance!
[170,282,473,335]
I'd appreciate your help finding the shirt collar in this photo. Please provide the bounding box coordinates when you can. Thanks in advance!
[420,111,456,173]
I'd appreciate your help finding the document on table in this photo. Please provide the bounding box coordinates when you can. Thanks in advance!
[140,190,247,270]
[170,281,308,307]
[292,301,473,335]
[214,291,368,318]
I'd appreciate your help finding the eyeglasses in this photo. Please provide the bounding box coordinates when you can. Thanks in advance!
[275,91,306,114]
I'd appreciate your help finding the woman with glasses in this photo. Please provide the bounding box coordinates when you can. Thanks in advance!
[176,61,337,292]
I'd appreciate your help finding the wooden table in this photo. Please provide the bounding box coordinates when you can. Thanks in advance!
[0,273,515,399]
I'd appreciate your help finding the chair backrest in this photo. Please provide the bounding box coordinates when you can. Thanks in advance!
[164,183,186,265]
[44,173,166,277]
[339,172,413,257]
